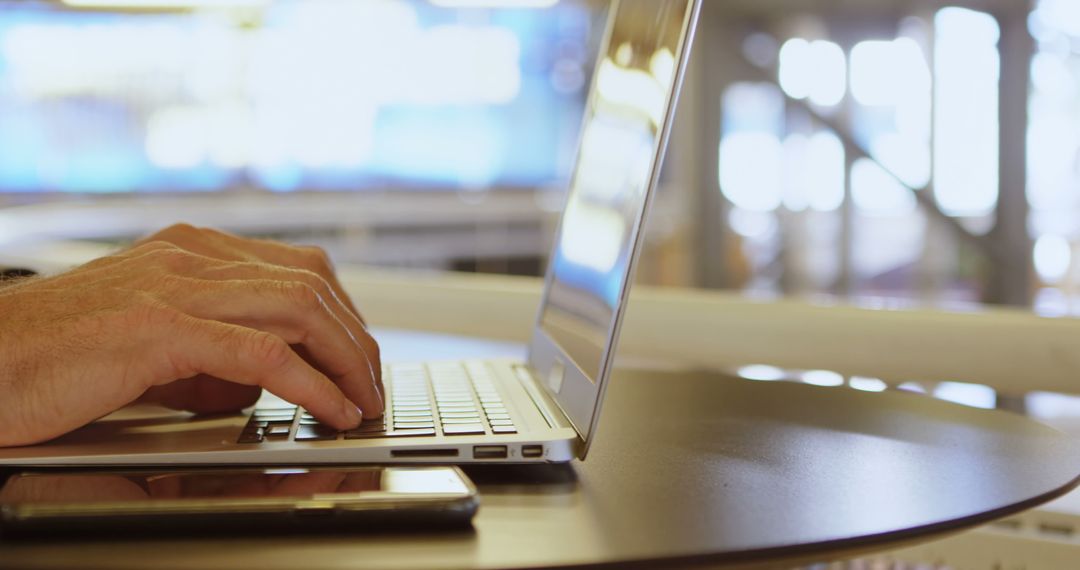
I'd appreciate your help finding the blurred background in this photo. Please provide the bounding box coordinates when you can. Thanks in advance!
[1,0,1080,394]
[2,0,1079,309]
[3,2,1080,563]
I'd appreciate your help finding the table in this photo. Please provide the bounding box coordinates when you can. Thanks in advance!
[1,331,1077,569]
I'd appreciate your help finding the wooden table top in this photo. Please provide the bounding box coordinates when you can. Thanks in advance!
[2,365,1077,569]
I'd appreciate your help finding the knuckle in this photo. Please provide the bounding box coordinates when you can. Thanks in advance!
[146,223,202,246]
[156,272,189,289]
[150,248,201,272]
[281,281,323,311]
[243,331,292,369]
[133,240,177,253]
[122,299,183,332]
[366,337,381,363]
[165,223,201,237]
[368,343,382,375]
[293,268,333,295]
[356,333,381,372]
[123,241,181,262]
[300,246,333,272]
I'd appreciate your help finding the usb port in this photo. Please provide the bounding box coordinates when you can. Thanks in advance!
[473,445,508,459]
[521,445,543,458]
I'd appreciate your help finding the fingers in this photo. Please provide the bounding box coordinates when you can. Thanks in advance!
[129,225,382,422]
[166,278,383,418]
[134,225,248,263]
[141,224,367,325]
[158,316,363,430]
[185,261,382,400]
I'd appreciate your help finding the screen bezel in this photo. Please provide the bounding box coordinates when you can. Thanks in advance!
[527,0,701,458]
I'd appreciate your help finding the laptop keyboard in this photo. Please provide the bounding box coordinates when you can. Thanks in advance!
[236,361,519,444]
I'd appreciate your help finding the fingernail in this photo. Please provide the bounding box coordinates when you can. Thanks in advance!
[342,401,362,426]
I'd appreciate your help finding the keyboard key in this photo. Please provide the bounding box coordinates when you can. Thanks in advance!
[346,428,436,439]
[265,425,292,437]
[387,428,437,437]
[443,424,486,436]
[492,426,518,434]
[255,407,297,414]
[392,402,428,409]
[253,412,296,421]
[298,418,324,425]
[378,360,523,441]
[440,412,479,421]
[295,426,339,441]
[253,413,296,420]
[240,424,264,435]
[394,411,434,418]
[394,411,432,417]
[351,422,388,433]
[238,430,264,444]
[438,403,476,410]
[394,421,436,430]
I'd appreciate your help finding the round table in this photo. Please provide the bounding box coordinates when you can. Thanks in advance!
[2,365,1077,569]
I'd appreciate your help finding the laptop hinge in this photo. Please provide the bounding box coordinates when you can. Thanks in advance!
[513,365,575,432]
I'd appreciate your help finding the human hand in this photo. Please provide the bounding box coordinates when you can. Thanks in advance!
[0,228,381,447]
[131,224,383,414]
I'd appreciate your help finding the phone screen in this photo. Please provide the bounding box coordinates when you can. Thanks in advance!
[0,467,472,506]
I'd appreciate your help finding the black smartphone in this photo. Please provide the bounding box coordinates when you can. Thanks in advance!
[0,466,478,536]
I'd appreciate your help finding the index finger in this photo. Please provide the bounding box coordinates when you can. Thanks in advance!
[156,316,364,430]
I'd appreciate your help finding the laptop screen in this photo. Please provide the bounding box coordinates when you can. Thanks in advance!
[538,0,691,382]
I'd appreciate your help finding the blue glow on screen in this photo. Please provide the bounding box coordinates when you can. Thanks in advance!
[551,248,627,309]
[0,1,592,193]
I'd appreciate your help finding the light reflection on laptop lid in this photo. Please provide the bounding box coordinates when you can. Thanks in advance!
[527,0,701,456]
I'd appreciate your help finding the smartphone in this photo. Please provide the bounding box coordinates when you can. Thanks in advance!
[0,466,478,536]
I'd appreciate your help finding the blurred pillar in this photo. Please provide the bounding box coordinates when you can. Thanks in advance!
[983,5,1033,307]
[988,5,1035,415]
[836,141,857,297]
[691,6,732,290]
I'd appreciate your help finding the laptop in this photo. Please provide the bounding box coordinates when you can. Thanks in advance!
[0,0,701,467]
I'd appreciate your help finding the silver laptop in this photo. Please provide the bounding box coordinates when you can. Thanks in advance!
[0,0,701,467]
